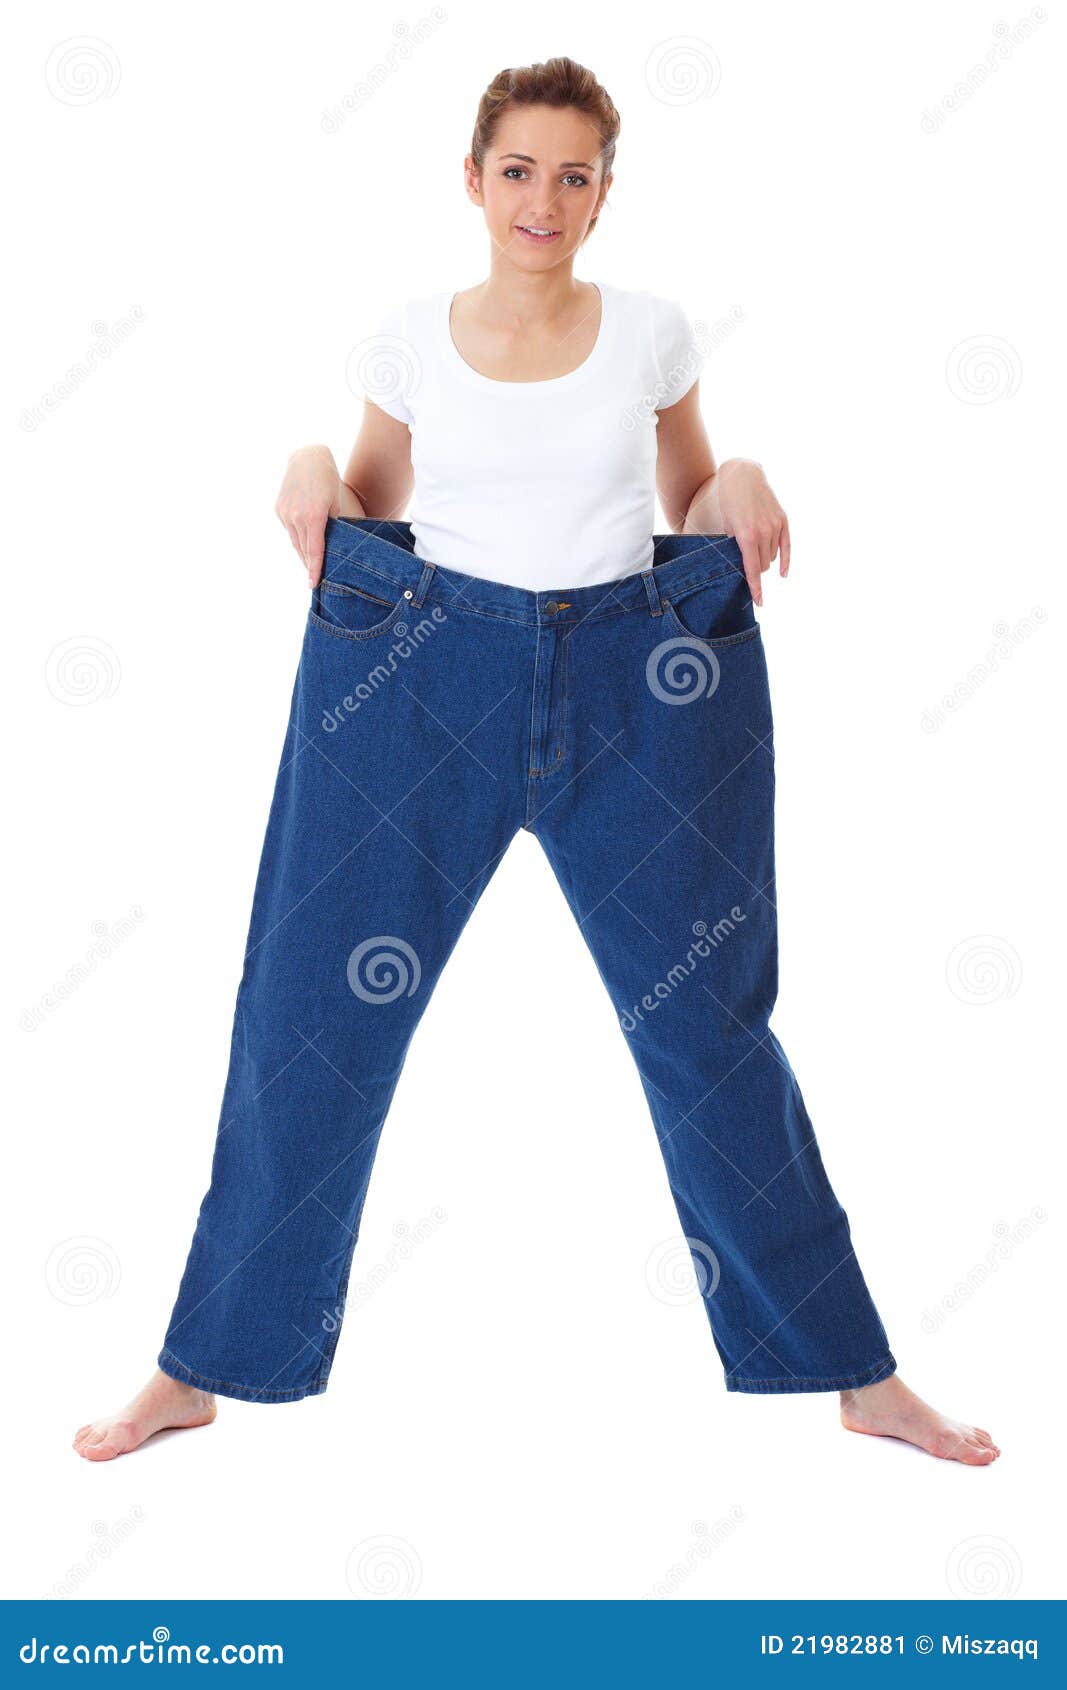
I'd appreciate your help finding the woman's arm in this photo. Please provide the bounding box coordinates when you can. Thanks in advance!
[655,383,790,607]
[275,401,414,587]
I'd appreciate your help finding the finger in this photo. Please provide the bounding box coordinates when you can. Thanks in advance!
[296,523,316,585]
[779,516,791,577]
[305,523,326,589]
[738,533,763,607]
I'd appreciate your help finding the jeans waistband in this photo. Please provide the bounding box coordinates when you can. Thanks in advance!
[321,517,745,627]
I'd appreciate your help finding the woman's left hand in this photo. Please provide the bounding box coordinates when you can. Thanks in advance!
[716,459,790,607]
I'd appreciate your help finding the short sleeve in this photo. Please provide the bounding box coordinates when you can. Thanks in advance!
[358,301,418,426]
[652,297,705,409]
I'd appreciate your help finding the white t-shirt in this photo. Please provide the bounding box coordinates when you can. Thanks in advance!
[359,282,704,590]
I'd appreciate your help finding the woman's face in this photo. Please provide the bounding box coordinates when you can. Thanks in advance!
[468,103,611,269]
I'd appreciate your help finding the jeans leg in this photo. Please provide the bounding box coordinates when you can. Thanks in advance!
[530,590,897,1394]
[159,600,526,1402]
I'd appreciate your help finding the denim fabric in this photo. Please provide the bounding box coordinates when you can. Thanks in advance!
[158,516,897,1402]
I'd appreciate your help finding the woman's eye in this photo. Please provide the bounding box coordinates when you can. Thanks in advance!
[502,167,589,187]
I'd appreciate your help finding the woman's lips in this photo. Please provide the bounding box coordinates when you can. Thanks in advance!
[514,225,562,244]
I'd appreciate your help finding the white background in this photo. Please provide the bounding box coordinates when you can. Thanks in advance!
[5,0,1063,1601]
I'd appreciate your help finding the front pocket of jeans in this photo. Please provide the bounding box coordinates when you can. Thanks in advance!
[661,574,759,647]
[309,579,407,641]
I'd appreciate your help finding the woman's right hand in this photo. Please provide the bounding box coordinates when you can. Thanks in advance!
[274,445,343,589]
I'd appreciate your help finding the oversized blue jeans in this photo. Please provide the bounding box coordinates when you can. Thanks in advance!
[158,517,897,1401]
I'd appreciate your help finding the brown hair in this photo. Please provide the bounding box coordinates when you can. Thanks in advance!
[470,58,620,241]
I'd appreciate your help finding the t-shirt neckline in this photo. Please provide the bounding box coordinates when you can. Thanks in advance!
[438,282,610,393]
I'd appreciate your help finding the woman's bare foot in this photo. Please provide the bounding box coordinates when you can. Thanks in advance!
[73,1369,216,1462]
[840,1373,1000,1464]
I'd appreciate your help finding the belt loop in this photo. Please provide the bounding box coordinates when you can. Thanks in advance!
[410,561,436,609]
[641,567,663,617]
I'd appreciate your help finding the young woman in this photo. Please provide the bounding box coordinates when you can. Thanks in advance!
[74,58,998,1466]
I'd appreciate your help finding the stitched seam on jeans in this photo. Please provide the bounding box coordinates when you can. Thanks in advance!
[537,624,570,773]
[307,606,406,643]
[528,622,545,780]
[552,622,570,768]
[326,554,409,593]
[160,1348,327,1398]
[652,560,743,598]
[321,581,397,607]
[725,1357,896,1385]
[431,598,633,631]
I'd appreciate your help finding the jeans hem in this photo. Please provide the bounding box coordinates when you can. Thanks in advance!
[157,1347,329,1404]
[724,1353,898,1395]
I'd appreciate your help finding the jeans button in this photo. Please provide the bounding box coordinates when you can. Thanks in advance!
[545,600,558,614]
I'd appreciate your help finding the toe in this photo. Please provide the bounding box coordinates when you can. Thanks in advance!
[961,1439,997,1464]
[81,1438,121,1462]
[83,1419,139,1461]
